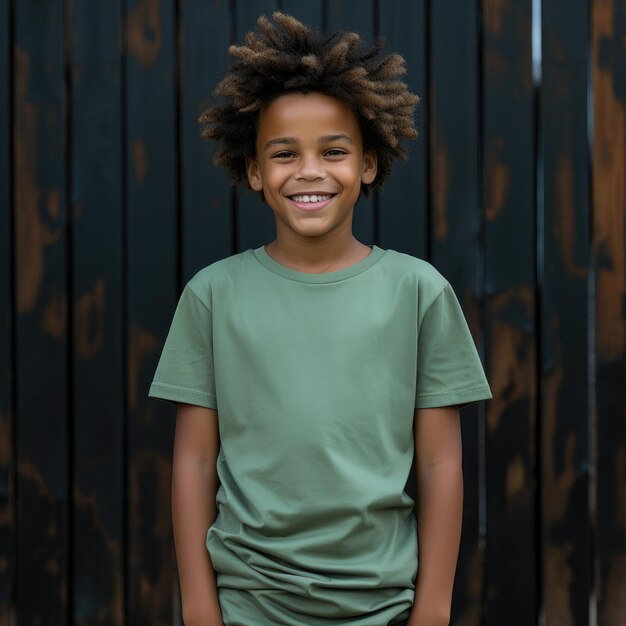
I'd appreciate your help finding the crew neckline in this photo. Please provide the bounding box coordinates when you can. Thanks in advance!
[252,244,387,283]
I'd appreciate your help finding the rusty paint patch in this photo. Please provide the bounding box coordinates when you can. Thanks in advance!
[46,187,60,221]
[128,323,160,411]
[74,278,105,361]
[545,543,575,626]
[599,553,626,626]
[14,47,63,314]
[430,113,449,241]
[542,360,577,523]
[483,0,510,37]
[129,450,174,626]
[40,284,66,339]
[487,287,536,431]
[17,460,53,500]
[485,136,511,221]
[593,0,626,361]
[133,138,148,184]
[126,0,162,68]
[555,153,587,279]
[506,454,526,500]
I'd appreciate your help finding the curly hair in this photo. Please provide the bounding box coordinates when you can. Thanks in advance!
[197,11,420,195]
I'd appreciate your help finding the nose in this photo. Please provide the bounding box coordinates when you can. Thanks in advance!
[295,153,325,181]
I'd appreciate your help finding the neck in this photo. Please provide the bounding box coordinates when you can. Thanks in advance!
[266,227,371,273]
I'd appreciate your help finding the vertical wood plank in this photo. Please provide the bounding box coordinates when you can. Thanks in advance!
[428,2,485,625]
[0,0,13,624]
[14,0,69,623]
[181,0,232,278]
[541,1,592,624]
[378,0,427,258]
[481,0,537,623]
[70,1,125,624]
[235,0,279,252]
[126,0,177,624]
[592,1,626,624]
[326,0,375,245]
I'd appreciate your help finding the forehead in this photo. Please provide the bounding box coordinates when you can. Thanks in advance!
[256,92,363,144]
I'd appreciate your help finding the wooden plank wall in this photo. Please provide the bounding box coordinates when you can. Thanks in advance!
[1,1,624,625]
[593,1,626,624]
[0,0,11,624]
[542,1,591,623]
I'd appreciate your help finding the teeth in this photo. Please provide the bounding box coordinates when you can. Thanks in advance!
[291,194,332,203]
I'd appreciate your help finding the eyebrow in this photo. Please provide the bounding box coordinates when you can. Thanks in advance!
[264,134,354,150]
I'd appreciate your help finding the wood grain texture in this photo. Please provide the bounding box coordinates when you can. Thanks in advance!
[377,0,427,259]
[181,0,232,279]
[0,0,12,624]
[14,0,69,623]
[482,0,537,623]
[429,3,484,625]
[592,1,626,624]
[235,0,279,252]
[126,0,178,623]
[541,1,591,624]
[70,2,125,624]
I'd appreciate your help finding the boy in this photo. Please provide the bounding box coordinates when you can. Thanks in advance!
[148,12,492,626]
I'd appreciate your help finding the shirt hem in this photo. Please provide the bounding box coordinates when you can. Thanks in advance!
[415,384,492,409]
[148,381,218,409]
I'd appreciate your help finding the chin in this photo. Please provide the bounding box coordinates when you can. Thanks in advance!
[294,229,332,239]
[285,220,331,236]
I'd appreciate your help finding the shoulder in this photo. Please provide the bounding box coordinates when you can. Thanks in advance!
[185,249,255,309]
[382,248,449,301]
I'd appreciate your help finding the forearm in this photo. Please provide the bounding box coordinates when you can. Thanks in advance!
[409,460,463,626]
[172,456,223,625]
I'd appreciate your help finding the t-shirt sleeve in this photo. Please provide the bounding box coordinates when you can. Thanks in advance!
[415,282,493,410]
[147,284,217,410]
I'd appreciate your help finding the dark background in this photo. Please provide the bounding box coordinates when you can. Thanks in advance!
[1,0,625,624]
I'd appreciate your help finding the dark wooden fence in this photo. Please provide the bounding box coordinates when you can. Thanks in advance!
[1,0,624,624]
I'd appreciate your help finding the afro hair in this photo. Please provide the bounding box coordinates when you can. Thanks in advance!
[197,11,420,195]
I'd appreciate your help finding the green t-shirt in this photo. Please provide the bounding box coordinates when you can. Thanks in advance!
[148,244,492,626]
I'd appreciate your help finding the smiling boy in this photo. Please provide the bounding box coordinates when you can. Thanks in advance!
[148,12,492,626]
[247,91,376,267]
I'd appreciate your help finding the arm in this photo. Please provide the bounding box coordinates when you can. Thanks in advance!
[408,405,463,626]
[171,402,224,626]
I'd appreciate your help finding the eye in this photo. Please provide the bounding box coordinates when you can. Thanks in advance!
[325,148,348,157]
[271,150,296,159]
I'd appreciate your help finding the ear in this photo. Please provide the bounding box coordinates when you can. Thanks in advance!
[246,156,263,191]
[361,151,377,186]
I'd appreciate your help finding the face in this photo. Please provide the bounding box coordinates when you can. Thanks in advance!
[246,92,377,242]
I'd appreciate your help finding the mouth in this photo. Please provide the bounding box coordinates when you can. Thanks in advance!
[286,193,337,211]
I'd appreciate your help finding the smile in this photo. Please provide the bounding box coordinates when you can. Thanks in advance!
[290,194,333,203]
[287,193,337,211]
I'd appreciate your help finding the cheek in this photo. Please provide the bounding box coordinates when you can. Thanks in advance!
[335,160,365,186]
[263,164,291,187]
